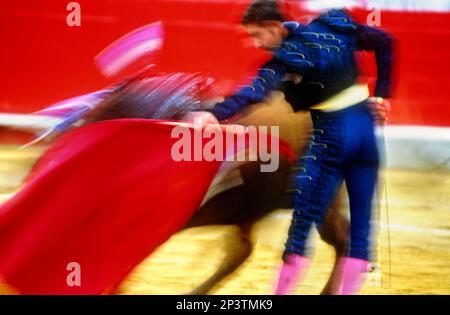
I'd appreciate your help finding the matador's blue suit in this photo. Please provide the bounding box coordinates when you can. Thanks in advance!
[208,9,393,278]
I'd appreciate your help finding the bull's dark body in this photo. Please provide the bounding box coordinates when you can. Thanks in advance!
[184,156,348,295]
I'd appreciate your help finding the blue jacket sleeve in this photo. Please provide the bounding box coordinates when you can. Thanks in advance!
[355,24,395,98]
[272,40,315,74]
[209,60,286,121]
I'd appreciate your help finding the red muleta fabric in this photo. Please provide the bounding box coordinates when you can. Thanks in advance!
[0,119,293,294]
[0,119,222,294]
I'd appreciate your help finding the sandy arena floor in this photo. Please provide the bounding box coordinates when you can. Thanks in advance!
[0,145,449,295]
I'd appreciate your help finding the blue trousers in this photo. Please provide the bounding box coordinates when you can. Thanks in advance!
[284,101,379,261]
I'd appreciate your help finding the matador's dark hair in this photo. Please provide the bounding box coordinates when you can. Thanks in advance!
[241,0,286,25]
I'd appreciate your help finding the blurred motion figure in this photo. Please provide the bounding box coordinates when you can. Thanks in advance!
[192,0,394,294]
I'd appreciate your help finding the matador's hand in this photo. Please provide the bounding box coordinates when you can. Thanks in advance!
[184,111,219,125]
[368,97,391,126]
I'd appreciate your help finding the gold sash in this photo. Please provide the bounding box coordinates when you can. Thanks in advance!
[310,84,370,112]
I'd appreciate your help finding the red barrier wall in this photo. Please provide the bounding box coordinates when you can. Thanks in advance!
[1,1,449,126]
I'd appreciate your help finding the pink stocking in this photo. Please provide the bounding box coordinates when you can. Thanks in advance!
[275,253,311,295]
[338,257,369,295]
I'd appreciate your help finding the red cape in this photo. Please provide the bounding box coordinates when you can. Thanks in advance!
[0,119,293,294]
[0,120,224,294]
